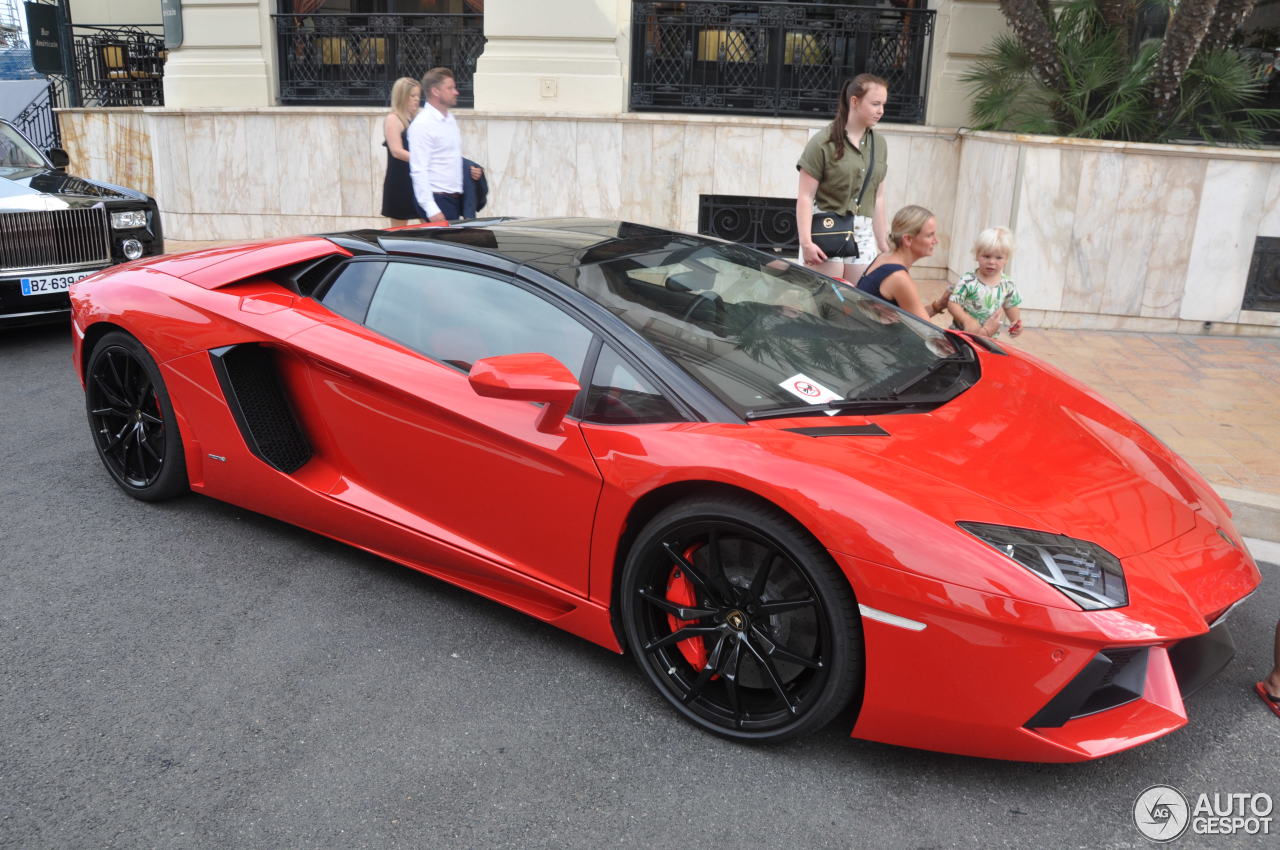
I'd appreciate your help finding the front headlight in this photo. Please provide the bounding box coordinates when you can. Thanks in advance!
[111,210,147,230]
[958,522,1128,610]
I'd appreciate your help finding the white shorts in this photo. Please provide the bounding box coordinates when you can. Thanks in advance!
[849,215,876,265]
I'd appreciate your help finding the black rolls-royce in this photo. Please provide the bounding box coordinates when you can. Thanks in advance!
[1,118,162,327]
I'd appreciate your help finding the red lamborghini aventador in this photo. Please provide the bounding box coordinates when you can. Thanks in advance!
[69,218,1261,761]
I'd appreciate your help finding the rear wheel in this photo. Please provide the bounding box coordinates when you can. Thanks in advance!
[85,331,188,501]
[620,496,862,742]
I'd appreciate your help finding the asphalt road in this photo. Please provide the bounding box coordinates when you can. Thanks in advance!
[2,323,1277,850]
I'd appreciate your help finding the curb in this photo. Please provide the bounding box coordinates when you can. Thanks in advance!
[1217,485,1280,545]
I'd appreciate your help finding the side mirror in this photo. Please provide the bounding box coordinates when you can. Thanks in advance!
[468,352,581,433]
[46,148,70,169]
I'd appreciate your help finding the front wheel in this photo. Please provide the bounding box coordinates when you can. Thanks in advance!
[85,331,188,501]
[619,496,862,742]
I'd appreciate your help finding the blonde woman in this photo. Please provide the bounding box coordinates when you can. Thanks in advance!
[381,77,421,226]
[854,205,951,321]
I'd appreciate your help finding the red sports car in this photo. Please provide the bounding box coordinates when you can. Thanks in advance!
[69,218,1260,761]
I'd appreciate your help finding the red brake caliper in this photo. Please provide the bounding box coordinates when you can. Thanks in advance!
[665,544,710,671]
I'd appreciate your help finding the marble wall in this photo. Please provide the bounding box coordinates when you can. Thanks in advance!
[55,109,1280,334]
[951,132,1280,333]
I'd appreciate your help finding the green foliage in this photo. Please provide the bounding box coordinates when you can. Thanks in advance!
[963,0,1280,145]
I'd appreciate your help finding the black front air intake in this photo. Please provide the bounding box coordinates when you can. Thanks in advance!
[1168,621,1236,698]
[209,344,312,474]
[1025,620,1237,729]
[1026,647,1149,728]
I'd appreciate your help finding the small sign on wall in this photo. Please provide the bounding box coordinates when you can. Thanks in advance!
[24,2,64,75]
[162,0,183,50]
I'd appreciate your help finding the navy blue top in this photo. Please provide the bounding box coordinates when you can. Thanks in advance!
[855,263,908,306]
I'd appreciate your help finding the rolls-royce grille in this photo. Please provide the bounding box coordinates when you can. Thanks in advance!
[0,207,112,274]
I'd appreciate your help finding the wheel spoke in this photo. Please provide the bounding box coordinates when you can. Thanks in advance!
[756,596,816,616]
[703,528,740,603]
[643,623,721,652]
[106,351,127,396]
[130,425,149,480]
[138,410,164,426]
[747,552,777,602]
[718,636,745,728]
[749,625,822,670]
[138,429,163,462]
[636,587,716,621]
[659,542,720,601]
[98,387,130,412]
[682,634,729,705]
[132,380,154,411]
[740,638,799,715]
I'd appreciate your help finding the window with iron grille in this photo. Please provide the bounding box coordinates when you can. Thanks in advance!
[274,1,484,106]
[1243,236,1280,313]
[631,1,934,123]
[698,194,798,256]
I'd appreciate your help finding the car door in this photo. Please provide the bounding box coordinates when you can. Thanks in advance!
[288,257,603,597]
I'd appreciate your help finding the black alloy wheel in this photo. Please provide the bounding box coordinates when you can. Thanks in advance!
[620,496,862,742]
[85,331,188,501]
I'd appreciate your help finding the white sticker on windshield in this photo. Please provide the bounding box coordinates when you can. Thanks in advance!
[779,374,842,405]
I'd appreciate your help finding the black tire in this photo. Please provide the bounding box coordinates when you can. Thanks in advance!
[85,331,188,502]
[620,495,862,742]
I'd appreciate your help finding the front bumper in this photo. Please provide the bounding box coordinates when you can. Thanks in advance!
[836,516,1260,762]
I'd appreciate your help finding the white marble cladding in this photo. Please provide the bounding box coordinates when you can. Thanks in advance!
[54,110,1280,333]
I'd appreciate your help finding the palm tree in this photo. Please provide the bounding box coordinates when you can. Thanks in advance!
[968,0,1278,144]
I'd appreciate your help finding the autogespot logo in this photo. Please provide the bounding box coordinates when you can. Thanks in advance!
[1134,785,1190,842]
[1134,785,1274,842]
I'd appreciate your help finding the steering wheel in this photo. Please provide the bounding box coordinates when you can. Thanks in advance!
[680,289,725,325]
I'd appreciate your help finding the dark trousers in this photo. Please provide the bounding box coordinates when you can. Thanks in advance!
[416,192,462,221]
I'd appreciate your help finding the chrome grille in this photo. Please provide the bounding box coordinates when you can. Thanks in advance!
[0,207,112,274]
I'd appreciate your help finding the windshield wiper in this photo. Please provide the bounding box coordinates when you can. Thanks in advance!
[847,354,971,402]
[744,394,955,421]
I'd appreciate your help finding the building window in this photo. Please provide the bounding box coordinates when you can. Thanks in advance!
[631,1,934,123]
[1244,236,1280,313]
[698,194,798,256]
[275,1,484,106]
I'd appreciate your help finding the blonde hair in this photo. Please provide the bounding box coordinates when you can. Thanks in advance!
[974,226,1014,258]
[389,77,419,129]
[888,205,935,251]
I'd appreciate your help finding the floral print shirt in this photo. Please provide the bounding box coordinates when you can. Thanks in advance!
[951,272,1021,324]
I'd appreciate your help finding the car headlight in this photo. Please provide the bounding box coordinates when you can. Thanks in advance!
[111,210,147,230]
[957,522,1128,610]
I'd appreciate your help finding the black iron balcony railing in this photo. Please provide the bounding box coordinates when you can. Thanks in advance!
[12,81,61,150]
[274,13,484,106]
[59,24,166,108]
[631,1,934,123]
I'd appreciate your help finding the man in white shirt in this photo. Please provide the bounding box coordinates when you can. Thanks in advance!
[407,67,481,222]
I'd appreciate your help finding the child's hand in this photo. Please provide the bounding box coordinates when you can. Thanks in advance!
[1008,319,1023,337]
[981,317,1001,336]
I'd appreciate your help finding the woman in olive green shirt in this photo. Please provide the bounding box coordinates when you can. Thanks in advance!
[796,74,890,281]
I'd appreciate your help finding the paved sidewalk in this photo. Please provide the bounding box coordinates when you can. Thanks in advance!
[168,240,1279,539]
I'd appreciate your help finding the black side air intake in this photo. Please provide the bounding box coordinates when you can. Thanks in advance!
[209,344,312,473]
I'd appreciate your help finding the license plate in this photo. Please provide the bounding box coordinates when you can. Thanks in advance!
[20,271,93,296]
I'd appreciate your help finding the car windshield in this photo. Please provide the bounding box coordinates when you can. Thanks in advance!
[0,123,46,176]
[564,241,975,418]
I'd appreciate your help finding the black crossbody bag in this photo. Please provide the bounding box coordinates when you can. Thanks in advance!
[810,130,876,259]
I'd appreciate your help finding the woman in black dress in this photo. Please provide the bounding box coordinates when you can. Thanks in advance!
[381,77,421,226]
